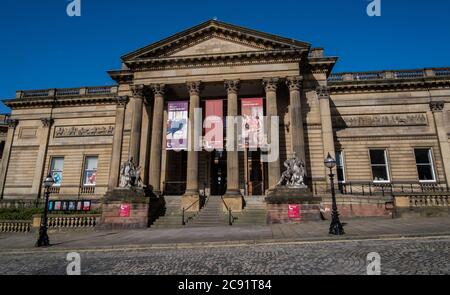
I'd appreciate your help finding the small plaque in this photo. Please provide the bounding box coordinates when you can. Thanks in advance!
[119,204,131,217]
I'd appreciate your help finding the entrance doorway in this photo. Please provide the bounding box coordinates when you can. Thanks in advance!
[210,151,227,195]
[246,149,265,195]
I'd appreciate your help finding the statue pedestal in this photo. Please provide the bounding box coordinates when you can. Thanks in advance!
[99,187,163,229]
[265,186,323,224]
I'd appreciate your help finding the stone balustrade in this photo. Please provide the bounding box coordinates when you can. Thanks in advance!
[45,214,100,228]
[328,67,450,82]
[0,220,31,232]
[17,86,118,99]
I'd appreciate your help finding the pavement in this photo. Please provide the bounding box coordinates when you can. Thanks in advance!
[1,216,450,251]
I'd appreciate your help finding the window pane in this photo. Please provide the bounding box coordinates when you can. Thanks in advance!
[414,149,430,164]
[372,166,388,181]
[336,151,343,167]
[337,167,344,182]
[85,157,98,170]
[51,158,64,171]
[370,150,386,165]
[84,171,97,185]
[417,165,434,181]
[52,172,63,186]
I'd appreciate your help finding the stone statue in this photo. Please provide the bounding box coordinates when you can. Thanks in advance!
[276,153,307,188]
[119,157,143,188]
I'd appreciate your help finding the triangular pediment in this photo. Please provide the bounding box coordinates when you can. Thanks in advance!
[122,20,310,62]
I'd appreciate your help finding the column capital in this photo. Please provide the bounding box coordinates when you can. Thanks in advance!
[6,119,18,129]
[224,80,240,94]
[430,101,445,112]
[40,118,54,128]
[316,85,330,99]
[116,96,129,107]
[262,78,279,92]
[286,76,303,92]
[150,84,166,97]
[186,81,202,96]
[130,84,145,98]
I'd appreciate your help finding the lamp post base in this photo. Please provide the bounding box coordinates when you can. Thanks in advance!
[35,229,50,247]
[329,213,345,235]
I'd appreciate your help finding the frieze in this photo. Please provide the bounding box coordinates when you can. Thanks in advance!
[54,125,115,138]
[332,113,428,128]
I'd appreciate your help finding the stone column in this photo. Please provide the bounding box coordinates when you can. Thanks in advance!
[430,101,450,186]
[0,119,18,199]
[31,118,54,199]
[108,96,129,190]
[224,80,241,196]
[184,81,201,197]
[286,76,306,164]
[148,84,165,195]
[263,78,281,189]
[317,86,336,183]
[129,84,145,164]
[139,98,152,186]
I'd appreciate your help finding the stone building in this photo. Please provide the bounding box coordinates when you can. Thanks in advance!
[1,20,449,224]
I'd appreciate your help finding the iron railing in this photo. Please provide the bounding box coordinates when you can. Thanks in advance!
[220,196,236,226]
[182,198,200,226]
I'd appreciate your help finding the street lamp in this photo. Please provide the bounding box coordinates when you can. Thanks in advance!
[324,153,345,235]
[35,173,54,247]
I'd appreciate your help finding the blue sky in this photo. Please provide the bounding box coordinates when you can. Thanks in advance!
[1,0,450,113]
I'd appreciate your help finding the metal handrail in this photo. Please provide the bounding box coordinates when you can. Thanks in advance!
[220,196,235,226]
[181,198,200,226]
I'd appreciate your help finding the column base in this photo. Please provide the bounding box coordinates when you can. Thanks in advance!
[181,193,200,212]
[222,192,243,213]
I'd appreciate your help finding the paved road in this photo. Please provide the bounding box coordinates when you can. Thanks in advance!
[0,236,448,275]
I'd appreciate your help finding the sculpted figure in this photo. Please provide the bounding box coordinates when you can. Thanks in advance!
[276,153,306,187]
[119,157,142,188]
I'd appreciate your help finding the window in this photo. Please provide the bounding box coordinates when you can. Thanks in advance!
[336,151,345,183]
[414,149,436,182]
[50,157,64,186]
[83,156,98,186]
[370,150,390,182]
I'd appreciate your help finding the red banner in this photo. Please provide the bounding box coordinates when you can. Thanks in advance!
[120,204,131,217]
[288,204,300,219]
[241,98,264,149]
[204,100,223,150]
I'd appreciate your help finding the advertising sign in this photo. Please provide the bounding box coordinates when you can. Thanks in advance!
[288,204,300,219]
[119,204,131,217]
[204,99,223,150]
[241,98,264,149]
[166,101,188,150]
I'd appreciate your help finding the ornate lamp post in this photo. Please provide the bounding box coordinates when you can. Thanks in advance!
[35,173,54,247]
[324,153,345,235]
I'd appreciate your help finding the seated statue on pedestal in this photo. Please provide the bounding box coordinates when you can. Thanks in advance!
[276,153,307,188]
[119,157,143,188]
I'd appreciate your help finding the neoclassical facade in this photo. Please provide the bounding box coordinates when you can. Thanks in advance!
[1,20,449,221]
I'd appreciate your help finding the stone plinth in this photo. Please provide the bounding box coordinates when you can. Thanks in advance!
[265,186,322,223]
[222,194,244,213]
[181,194,200,212]
[100,187,155,229]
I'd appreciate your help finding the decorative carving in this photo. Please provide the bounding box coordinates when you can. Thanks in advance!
[430,101,445,112]
[263,78,279,92]
[150,84,166,97]
[116,96,129,107]
[19,127,38,139]
[224,80,240,94]
[277,153,307,188]
[119,157,142,188]
[40,118,54,128]
[286,76,303,92]
[7,119,18,129]
[54,125,115,138]
[186,81,202,96]
[332,113,428,128]
[130,84,145,98]
[316,86,330,98]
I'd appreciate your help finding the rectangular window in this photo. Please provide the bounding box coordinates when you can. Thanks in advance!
[83,156,98,186]
[336,151,345,183]
[50,157,64,186]
[370,149,390,182]
[414,149,436,182]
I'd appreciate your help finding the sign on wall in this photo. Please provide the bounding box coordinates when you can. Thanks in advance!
[48,200,91,212]
[204,100,223,150]
[166,101,188,150]
[119,204,131,217]
[241,98,264,149]
[288,204,300,219]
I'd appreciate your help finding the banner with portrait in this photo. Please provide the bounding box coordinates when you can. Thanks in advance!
[241,98,264,149]
[166,101,188,150]
[204,100,223,150]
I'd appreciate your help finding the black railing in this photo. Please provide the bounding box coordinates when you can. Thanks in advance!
[220,196,236,226]
[182,198,200,226]
[313,181,450,196]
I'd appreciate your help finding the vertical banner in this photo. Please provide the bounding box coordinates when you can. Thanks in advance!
[288,204,301,219]
[166,101,188,150]
[204,100,223,150]
[241,98,264,149]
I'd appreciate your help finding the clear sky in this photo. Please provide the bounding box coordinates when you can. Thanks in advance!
[1,0,450,113]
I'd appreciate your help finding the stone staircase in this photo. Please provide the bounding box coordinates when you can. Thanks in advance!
[233,196,267,226]
[151,196,192,228]
[186,196,228,227]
